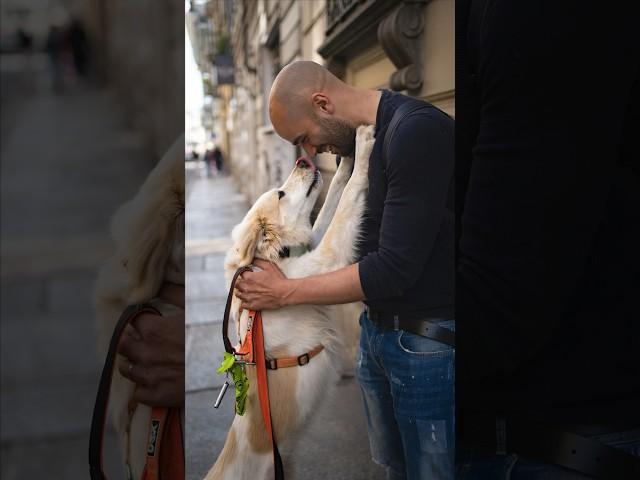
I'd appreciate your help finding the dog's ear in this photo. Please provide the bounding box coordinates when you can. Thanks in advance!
[228,214,262,268]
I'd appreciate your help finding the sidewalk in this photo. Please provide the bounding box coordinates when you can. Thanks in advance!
[185,168,385,480]
[0,54,153,477]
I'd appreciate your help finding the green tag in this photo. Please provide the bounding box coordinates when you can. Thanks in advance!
[216,352,249,415]
[217,352,236,374]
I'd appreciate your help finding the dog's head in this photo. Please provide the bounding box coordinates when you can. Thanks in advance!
[226,157,322,271]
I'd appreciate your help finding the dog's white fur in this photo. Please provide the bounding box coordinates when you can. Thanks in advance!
[206,125,375,480]
[94,136,185,479]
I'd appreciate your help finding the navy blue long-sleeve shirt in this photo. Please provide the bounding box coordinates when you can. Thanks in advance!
[357,90,455,318]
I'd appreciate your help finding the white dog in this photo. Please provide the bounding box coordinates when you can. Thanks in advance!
[94,136,185,479]
[206,125,375,479]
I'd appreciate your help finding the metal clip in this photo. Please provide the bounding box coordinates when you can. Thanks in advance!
[233,359,256,366]
[214,380,230,408]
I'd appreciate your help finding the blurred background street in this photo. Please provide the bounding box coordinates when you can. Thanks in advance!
[0,51,151,479]
[1,0,182,477]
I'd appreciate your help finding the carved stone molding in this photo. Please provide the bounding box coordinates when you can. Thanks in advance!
[318,0,396,61]
[377,0,429,93]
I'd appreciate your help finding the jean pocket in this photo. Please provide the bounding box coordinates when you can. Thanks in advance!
[397,330,453,355]
[417,419,449,454]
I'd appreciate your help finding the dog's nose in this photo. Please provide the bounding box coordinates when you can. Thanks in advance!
[296,157,316,171]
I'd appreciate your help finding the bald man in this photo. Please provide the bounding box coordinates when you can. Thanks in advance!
[236,61,455,480]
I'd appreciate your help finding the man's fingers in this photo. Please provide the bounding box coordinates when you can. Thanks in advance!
[131,313,162,339]
[252,259,272,270]
[118,357,145,385]
[252,258,285,277]
[117,325,141,360]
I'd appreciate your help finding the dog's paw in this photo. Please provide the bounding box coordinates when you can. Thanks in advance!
[334,155,354,179]
[356,124,375,146]
[354,125,375,177]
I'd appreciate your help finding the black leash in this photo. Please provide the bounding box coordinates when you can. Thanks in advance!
[221,266,253,355]
[89,304,161,480]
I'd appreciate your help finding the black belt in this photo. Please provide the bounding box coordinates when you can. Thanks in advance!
[363,305,455,347]
[459,415,640,479]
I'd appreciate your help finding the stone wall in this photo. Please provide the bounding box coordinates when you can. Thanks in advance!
[206,0,454,203]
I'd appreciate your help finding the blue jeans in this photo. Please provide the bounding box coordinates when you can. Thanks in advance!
[457,429,640,479]
[356,311,455,480]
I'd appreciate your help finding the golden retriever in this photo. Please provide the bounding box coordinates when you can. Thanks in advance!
[94,136,185,479]
[206,125,375,479]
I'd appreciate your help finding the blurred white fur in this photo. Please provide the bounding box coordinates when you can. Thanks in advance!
[94,136,185,479]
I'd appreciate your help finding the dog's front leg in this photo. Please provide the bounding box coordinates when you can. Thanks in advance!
[313,125,375,268]
[310,155,354,248]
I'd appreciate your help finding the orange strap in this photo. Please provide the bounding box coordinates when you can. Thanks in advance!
[141,407,184,480]
[252,310,285,480]
[233,309,322,480]
[264,345,324,370]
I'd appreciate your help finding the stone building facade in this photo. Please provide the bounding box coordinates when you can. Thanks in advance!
[196,0,454,203]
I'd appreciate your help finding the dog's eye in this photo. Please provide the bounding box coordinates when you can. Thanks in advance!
[277,190,285,199]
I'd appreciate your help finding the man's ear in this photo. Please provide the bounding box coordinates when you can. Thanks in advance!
[311,92,334,114]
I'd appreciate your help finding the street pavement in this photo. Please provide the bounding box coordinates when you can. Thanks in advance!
[185,167,386,480]
[1,53,155,478]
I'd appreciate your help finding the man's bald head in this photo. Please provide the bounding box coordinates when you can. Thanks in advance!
[269,61,342,116]
[268,61,362,158]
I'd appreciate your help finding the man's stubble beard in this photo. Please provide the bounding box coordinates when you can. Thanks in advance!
[317,115,356,157]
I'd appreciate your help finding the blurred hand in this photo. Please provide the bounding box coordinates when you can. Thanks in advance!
[235,259,293,310]
[117,285,185,407]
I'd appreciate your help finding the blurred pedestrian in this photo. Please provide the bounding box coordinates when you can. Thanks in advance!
[68,18,89,78]
[204,149,213,178]
[16,28,33,50]
[45,25,65,92]
[213,146,223,175]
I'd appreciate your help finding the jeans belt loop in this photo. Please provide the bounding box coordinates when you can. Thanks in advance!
[393,314,399,331]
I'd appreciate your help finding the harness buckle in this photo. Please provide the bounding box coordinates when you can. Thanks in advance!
[297,353,310,366]
[267,358,278,370]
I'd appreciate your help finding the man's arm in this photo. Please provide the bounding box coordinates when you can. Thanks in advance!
[358,109,454,300]
[235,259,364,310]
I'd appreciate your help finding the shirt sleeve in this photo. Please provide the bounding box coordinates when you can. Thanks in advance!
[358,109,454,300]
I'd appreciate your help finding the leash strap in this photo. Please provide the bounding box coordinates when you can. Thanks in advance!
[252,310,285,480]
[89,304,160,480]
[222,266,253,355]
[141,407,185,480]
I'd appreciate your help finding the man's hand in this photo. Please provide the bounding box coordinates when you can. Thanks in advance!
[235,259,295,310]
[117,289,185,407]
